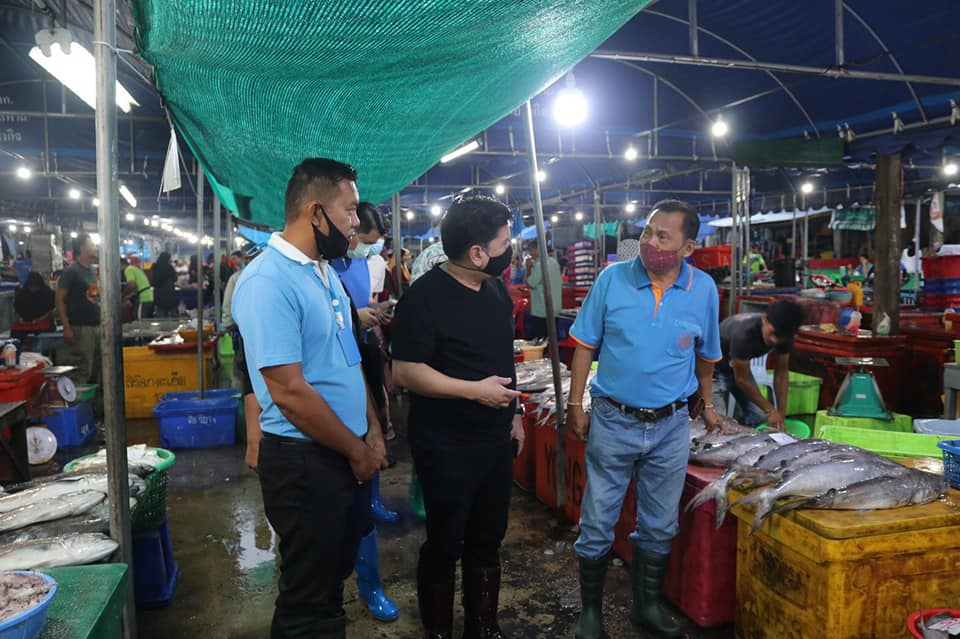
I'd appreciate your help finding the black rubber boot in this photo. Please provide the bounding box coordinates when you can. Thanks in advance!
[461,564,508,639]
[417,573,455,639]
[574,555,608,639]
[629,549,683,638]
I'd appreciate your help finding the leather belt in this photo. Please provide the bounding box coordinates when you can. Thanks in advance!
[605,398,686,422]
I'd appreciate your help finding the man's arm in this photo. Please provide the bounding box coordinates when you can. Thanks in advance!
[54,287,73,342]
[261,362,384,480]
[695,357,722,429]
[363,378,386,462]
[773,353,790,414]
[526,262,543,288]
[566,345,594,440]
[392,360,519,408]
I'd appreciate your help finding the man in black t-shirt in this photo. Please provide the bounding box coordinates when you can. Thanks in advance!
[713,299,804,428]
[392,197,523,639]
[55,233,101,387]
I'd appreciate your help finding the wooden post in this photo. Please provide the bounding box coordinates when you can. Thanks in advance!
[874,153,901,334]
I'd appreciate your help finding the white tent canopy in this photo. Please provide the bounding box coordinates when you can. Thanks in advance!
[708,206,833,228]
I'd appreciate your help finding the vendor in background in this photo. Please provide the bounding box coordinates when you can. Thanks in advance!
[743,244,767,276]
[121,257,154,319]
[855,252,875,287]
[151,252,180,318]
[509,255,525,285]
[712,299,804,429]
[12,271,55,340]
[524,241,562,340]
[56,233,101,388]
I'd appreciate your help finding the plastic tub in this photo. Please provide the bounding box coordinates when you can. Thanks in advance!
[757,419,811,439]
[907,608,960,639]
[0,571,58,639]
[159,389,241,402]
[153,396,239,449]
[937,440,960,490]
[32,401,95,448]
[913,419,960,436]
[816,424,955,459]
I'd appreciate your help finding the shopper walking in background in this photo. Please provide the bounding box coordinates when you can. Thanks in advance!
[121,257,154,319]
[151,252,179,318]
[56,233,102,388]
[232,158,388,639]
[524,241,562,340]
[393,196,524,639]
[565,200,722,639]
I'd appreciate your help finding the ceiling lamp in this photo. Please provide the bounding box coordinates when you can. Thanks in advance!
[624,147,639,161]
[550,214,559,223]
[119,184,137,207]
[801,182,814,194]
[944,162,959,177]
[68,188,81,200]
[430,204,443,217]
[575,211,584,221]
[16,167,31,180]
[440,139,480,164]
[625,202,637,214]
[711,116,729,138]
[495,184,506,195]
[29,28,138,113]
[537,170,547,183]
[553,73,588,127]
[125,213,135,222]
[92,197,100,207]
[405,211,415,221]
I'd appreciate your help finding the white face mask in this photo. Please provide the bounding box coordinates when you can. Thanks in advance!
[367,239,385,256]
[348,239,385,260]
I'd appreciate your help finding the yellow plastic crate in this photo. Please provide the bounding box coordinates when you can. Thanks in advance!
[731,487,960,639]
[123,346,214,419]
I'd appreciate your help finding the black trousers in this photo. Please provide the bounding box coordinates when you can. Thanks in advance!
[412,437,513,583]
[258,434,369,638]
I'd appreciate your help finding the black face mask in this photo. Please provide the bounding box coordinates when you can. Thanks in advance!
[481,244,513,277]
[313,205,350,260]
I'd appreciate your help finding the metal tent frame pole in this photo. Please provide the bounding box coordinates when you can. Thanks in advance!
[392,193,402,296]
[802,196,809,262]
[594,188,602,276]
[196,167,205,399]
[914,199,922,296]
[93,0,134,635]
[523,100,566,511]
[742,167,752,296]
[730,164,740,316]
[213,195,221,331]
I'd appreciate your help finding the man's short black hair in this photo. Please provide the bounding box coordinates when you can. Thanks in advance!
[72,233,91,256]
[766,299,805,338]
[440,196,512,261]
[284,158,357,224]
[357,202,387,236]
[649,199,700,242]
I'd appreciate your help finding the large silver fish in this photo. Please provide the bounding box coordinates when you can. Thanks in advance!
[0,491,106,533]
[0,497,137,546]
[736,457,912,533]
[770,471,947,516]
[688,433,776,467]
[0,533,119,570]
[0,474,144,513]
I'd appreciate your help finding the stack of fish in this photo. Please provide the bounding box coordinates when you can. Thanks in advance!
[525,369,596,428]
[0,453,156,570]
[0,571,55,623]
[687,431,948,532]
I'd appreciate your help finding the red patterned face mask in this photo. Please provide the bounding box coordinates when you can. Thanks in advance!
[639,242,680,274]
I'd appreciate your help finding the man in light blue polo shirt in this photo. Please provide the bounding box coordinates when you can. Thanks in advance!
[232,158,387,639]
[565,200,722,639]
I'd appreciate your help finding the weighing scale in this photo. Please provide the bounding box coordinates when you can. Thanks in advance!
[828,356,892,420]
[38,365,78,408]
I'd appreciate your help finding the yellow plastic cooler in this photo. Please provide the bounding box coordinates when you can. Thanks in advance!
[731,487,960,639]
[123,346,214,418]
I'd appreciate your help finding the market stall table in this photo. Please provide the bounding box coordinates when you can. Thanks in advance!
[38,564,128,639]
[791,328,907,413]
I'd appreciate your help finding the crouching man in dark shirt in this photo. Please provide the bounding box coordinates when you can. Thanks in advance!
[392,197,524,639]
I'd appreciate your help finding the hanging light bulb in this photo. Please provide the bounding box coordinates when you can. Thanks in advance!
[553,73,588,127]
[495,184,505,195]
[405,211,415,221]
[625,202,637,214]
[537,170,547,182]
[430,204,442,217]
[801,182,814,194]
[711,116,729,138]
[624,147,639,161]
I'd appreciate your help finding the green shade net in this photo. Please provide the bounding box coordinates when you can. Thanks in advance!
[130,1,647,228]
[829,206,876,231]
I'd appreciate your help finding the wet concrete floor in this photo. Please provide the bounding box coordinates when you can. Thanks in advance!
[126,395,733,639]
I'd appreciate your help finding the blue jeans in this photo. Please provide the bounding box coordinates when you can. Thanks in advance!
[712,368,767,426]
[574,397,690,558]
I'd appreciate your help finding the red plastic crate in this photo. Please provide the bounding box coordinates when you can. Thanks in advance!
[563,430,587,524]
[923,255,960,280]
[512,407,538,491]
[534,420,559,509]
[0,364,47,415]
[691,246,732,270]
[663,465,738,627]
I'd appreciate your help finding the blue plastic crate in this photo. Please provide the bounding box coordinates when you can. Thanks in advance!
[32,401,95,448]
[0,571,58,639]
[153,396,238,449]
[937,440,960,490]
[924,277,960,294]
[160,389,241,402]
[133,519,178,608]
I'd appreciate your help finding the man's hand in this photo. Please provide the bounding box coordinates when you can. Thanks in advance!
[357,307,380,329]
[365,429,388,466]
[349,441,386,483]
[765,409,787,431]
[471,376,521,408]
[62,325,75,346]
[511,414,525,456]
[245,440,260,472]
[703,407,723,432]
[568,404,589,441]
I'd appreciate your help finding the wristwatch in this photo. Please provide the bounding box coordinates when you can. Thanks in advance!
[515,404,525,417]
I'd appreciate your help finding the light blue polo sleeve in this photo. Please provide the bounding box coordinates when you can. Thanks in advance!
[696,281,722,362]
[233,273,303,370]
[569,266,611,349]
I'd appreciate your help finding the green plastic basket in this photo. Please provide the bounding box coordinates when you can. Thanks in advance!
[64,447,176,531]
[814,410,913,433]
[75,384,98,404]
[815,424,955,460]
[760,372,823,416]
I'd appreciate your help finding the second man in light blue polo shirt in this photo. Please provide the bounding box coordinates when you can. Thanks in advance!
[566,200,722,639]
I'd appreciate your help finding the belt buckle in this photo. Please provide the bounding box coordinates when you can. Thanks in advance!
[636,408,657,421]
